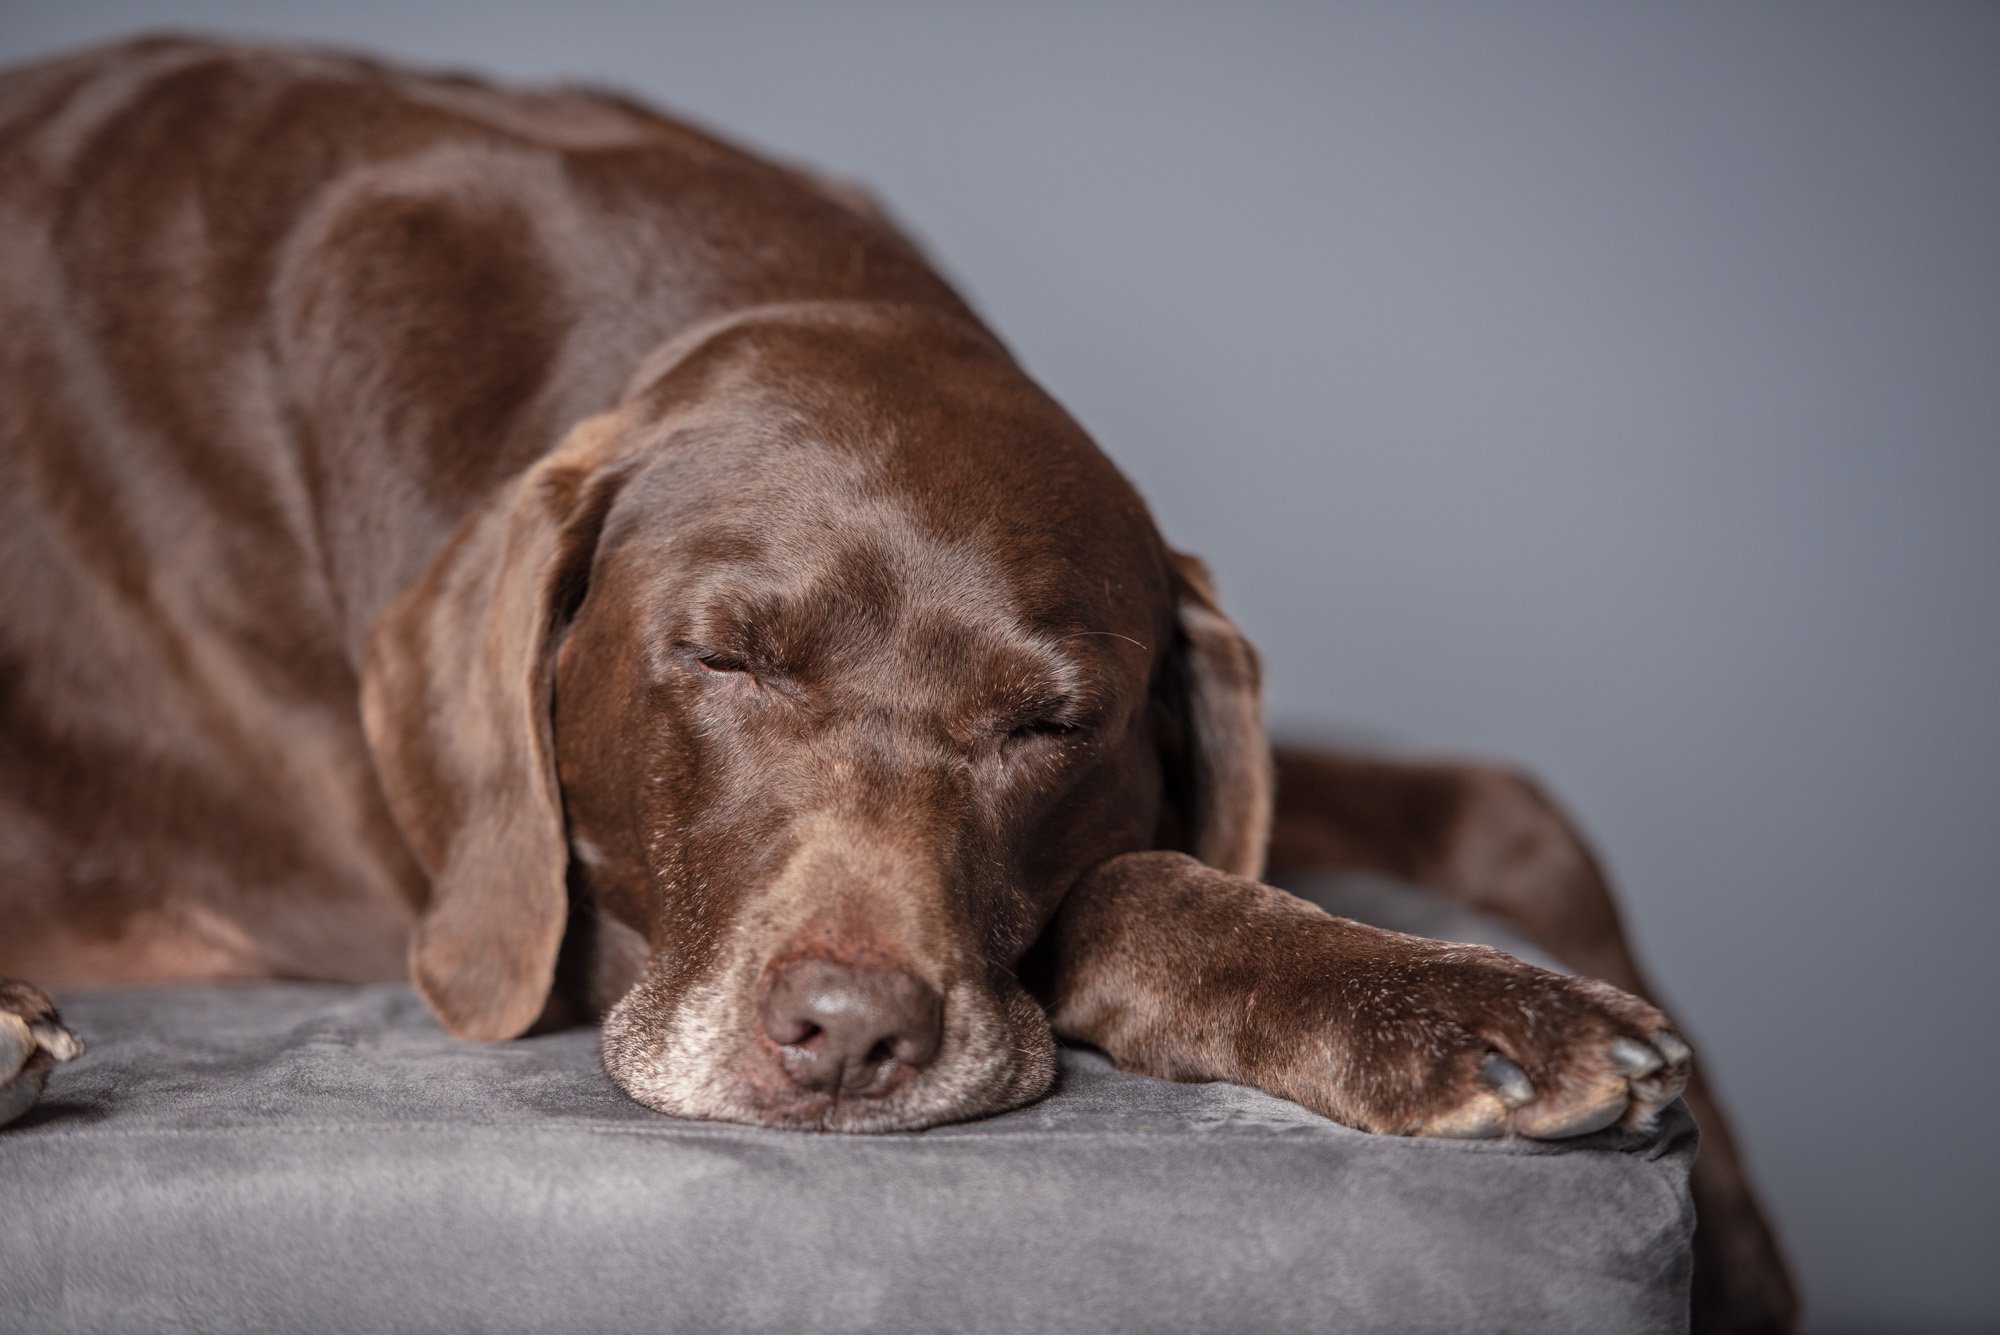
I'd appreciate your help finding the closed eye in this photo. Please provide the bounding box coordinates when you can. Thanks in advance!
[1006,718,1083,742]
[676,641,802,702]
[679,643,752,675]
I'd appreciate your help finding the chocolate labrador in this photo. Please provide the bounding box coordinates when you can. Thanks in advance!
[0,36,1795,1332]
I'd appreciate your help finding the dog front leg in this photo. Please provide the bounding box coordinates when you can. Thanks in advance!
[1027,851,1689,1140]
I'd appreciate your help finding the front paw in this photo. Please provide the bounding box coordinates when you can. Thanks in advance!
[1,979,84,1129]
[1303,937,1690,1140]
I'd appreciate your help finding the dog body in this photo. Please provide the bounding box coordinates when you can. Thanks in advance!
[0,37,988,995]
[0,37,1794,1329]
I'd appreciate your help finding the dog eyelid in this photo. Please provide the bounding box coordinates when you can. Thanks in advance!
[1003,715,1087,742]
[677,643,753,675]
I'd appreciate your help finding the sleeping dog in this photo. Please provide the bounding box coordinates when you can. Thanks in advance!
[0,37,1794,1331]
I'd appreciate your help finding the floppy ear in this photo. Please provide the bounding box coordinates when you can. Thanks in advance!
[361,413,631,1041]
[1158,551,1274,879]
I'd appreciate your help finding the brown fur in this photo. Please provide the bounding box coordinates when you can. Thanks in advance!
[0,37,1790,1331]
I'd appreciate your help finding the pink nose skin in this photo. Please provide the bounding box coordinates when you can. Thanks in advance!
[758,960,944,1097]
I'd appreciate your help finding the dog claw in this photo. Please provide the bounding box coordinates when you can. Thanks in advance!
[1610,1037,1663,1078]
[1480,1052,1535,1108]
[1651,1031,1692,1069]
[29,1022,82,1064]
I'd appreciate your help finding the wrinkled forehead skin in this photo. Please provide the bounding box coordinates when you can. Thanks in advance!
[555,306,1179,1130]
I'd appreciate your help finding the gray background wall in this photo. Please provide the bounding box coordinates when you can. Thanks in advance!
[4,3,1995,1330]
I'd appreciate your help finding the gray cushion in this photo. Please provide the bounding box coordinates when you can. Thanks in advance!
[2,893,1693,1333]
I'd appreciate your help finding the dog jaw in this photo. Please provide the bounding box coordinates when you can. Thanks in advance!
[599,954,1055,1132]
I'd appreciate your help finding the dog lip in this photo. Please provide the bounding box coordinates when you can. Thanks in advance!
[744,1090,840,1129]
[739,1086,927,1133]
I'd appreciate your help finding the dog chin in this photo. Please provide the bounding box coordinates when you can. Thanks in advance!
[598,968,1059,1133]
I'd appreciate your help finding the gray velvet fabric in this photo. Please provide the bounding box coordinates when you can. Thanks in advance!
[2,889,1694,1333]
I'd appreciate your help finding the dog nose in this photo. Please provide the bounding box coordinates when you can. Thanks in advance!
[759,960,943,1096]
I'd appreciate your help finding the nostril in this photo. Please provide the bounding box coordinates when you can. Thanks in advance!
[883,1013,941,1069]
[765,1014,821,1048]
[865,1035,927,1070]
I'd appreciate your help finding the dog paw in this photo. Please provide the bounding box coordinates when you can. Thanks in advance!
[1316,940,1690,1140]
[1,979,84,1129]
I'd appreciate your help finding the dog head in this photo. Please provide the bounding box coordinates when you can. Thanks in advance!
[361,302,1269,1130]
